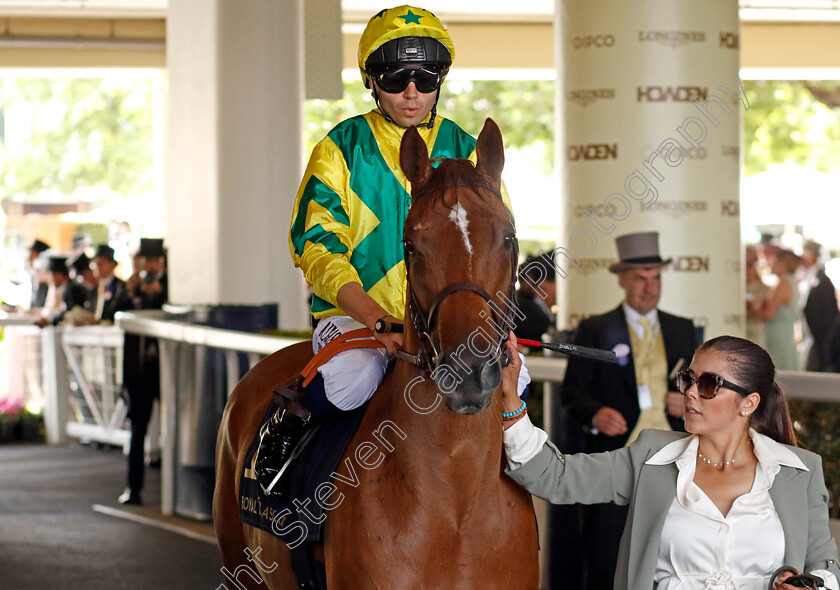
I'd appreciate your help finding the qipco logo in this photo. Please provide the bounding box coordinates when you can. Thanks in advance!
[572,34,616,49]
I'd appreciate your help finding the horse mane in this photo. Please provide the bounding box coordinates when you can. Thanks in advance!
[414,157,501,210]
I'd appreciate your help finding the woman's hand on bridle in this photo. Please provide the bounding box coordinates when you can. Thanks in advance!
[501,333,524,429]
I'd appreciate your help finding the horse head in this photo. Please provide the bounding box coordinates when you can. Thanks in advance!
[400,118,518,415]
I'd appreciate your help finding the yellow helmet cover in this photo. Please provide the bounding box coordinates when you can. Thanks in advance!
[358,6,455,86]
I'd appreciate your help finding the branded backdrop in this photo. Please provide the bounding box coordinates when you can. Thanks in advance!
[554,0,743,340]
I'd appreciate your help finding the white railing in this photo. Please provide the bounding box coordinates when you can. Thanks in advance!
[116,310,302,516]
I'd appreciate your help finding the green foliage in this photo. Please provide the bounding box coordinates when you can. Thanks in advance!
[303,78,555,174]
[789,399,840,518]
[0,77,154,200]
[743,80,840,177]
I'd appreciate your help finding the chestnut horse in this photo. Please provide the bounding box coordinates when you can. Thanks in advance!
[214,119,539,589]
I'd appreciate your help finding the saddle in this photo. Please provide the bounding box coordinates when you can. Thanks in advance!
[238,328,388,589]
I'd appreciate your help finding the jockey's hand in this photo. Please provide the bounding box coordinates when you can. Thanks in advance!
[501,334,522,413]
[374,330,403,356]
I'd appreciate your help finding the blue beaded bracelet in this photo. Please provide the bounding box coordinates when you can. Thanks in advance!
[502,400,527,418]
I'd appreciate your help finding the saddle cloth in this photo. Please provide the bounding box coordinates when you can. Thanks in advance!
[238,400,367,545]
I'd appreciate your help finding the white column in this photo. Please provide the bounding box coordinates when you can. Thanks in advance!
[166,0,309,330]
[555,0,744,340]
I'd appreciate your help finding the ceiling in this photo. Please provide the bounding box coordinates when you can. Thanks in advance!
[0,0,838,21]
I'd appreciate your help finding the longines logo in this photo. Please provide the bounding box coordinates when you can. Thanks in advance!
[719,32,739,49]
[574,258,613,275]
[641,200,708,218]
[640,144,706,160]
[567,88,616,107]
[722,145,739,158]
[672,256,710,272]
[572,34,616,49]
[567,144,618,161]
[573,204,620,218]
[638,30,706,48]
[721,200,739,216]
[637,86,708,102]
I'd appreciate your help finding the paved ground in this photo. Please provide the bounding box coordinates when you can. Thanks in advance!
[0,442,222,590]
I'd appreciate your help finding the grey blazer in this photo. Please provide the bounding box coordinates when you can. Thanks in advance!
[506,429,840,589]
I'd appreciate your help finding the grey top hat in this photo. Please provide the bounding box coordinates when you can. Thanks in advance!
[608,231,672,273]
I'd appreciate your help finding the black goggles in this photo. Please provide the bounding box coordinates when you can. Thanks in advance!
[367,65,446,94]
[676,369,751,400]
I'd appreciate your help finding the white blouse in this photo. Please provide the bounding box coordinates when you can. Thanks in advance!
[504,421,839,590]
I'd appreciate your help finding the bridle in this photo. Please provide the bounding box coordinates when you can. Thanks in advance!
[396,182,519,375]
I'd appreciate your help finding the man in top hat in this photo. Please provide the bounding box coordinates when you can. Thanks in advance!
[28,239,51,309]
[119,238,167,505]
[91,244,129,323]
[798,239,838,372]
[560,231,699,590]
[70,252,97,293]
[36,256,91,326]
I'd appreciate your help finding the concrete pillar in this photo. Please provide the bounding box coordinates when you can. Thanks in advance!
[555,0,744,340]
[166,0,308,330]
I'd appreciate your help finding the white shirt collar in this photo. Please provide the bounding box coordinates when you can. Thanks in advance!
[645,428,808,472]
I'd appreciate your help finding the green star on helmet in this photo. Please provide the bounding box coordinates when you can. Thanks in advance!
[399,9,423,25]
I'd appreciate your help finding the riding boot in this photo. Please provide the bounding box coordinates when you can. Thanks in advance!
[254,383,312,499]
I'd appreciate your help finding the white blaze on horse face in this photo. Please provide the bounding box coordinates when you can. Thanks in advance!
[449,202,473,265]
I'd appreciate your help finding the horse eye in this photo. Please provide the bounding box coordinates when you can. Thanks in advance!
[404,240,416,255]
[503,233,516,249]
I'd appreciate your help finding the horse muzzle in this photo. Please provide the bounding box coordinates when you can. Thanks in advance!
[432,351,502,415]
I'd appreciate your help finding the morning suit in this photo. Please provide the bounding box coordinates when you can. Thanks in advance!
[506,428,840,590]
[90,277,130,323]
[122,273,167,494]
[561,304,699,589]
[803,268,839,371]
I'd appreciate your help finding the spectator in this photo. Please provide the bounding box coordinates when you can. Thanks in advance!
[745,244,770,346]
[119,238,167,505]
[91,244,129,323]
[27,239,51,310]
[759,249,800,371]
[798,240,838,372]
[36,256,90,326]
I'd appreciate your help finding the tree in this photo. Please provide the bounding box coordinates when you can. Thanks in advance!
[743,80,840,177]
[0,77,155,200]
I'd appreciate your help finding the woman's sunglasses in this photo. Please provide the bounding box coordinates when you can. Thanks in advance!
[367,65,446,94]
[676,369,751,399]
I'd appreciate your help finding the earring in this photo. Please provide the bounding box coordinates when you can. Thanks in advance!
[740,411,749,416]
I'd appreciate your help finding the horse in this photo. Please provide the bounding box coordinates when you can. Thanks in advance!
[213,118,540,589]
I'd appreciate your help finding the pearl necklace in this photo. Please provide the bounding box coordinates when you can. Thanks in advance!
[697,438,752,468]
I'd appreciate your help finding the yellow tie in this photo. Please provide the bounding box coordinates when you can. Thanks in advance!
[95,281,107,320]
[637,317,654,384]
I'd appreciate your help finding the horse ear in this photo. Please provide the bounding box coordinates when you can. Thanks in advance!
[400,126,432,193]
[475,118,504,190]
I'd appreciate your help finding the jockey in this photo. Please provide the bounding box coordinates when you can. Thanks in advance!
[256,5,531,497]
